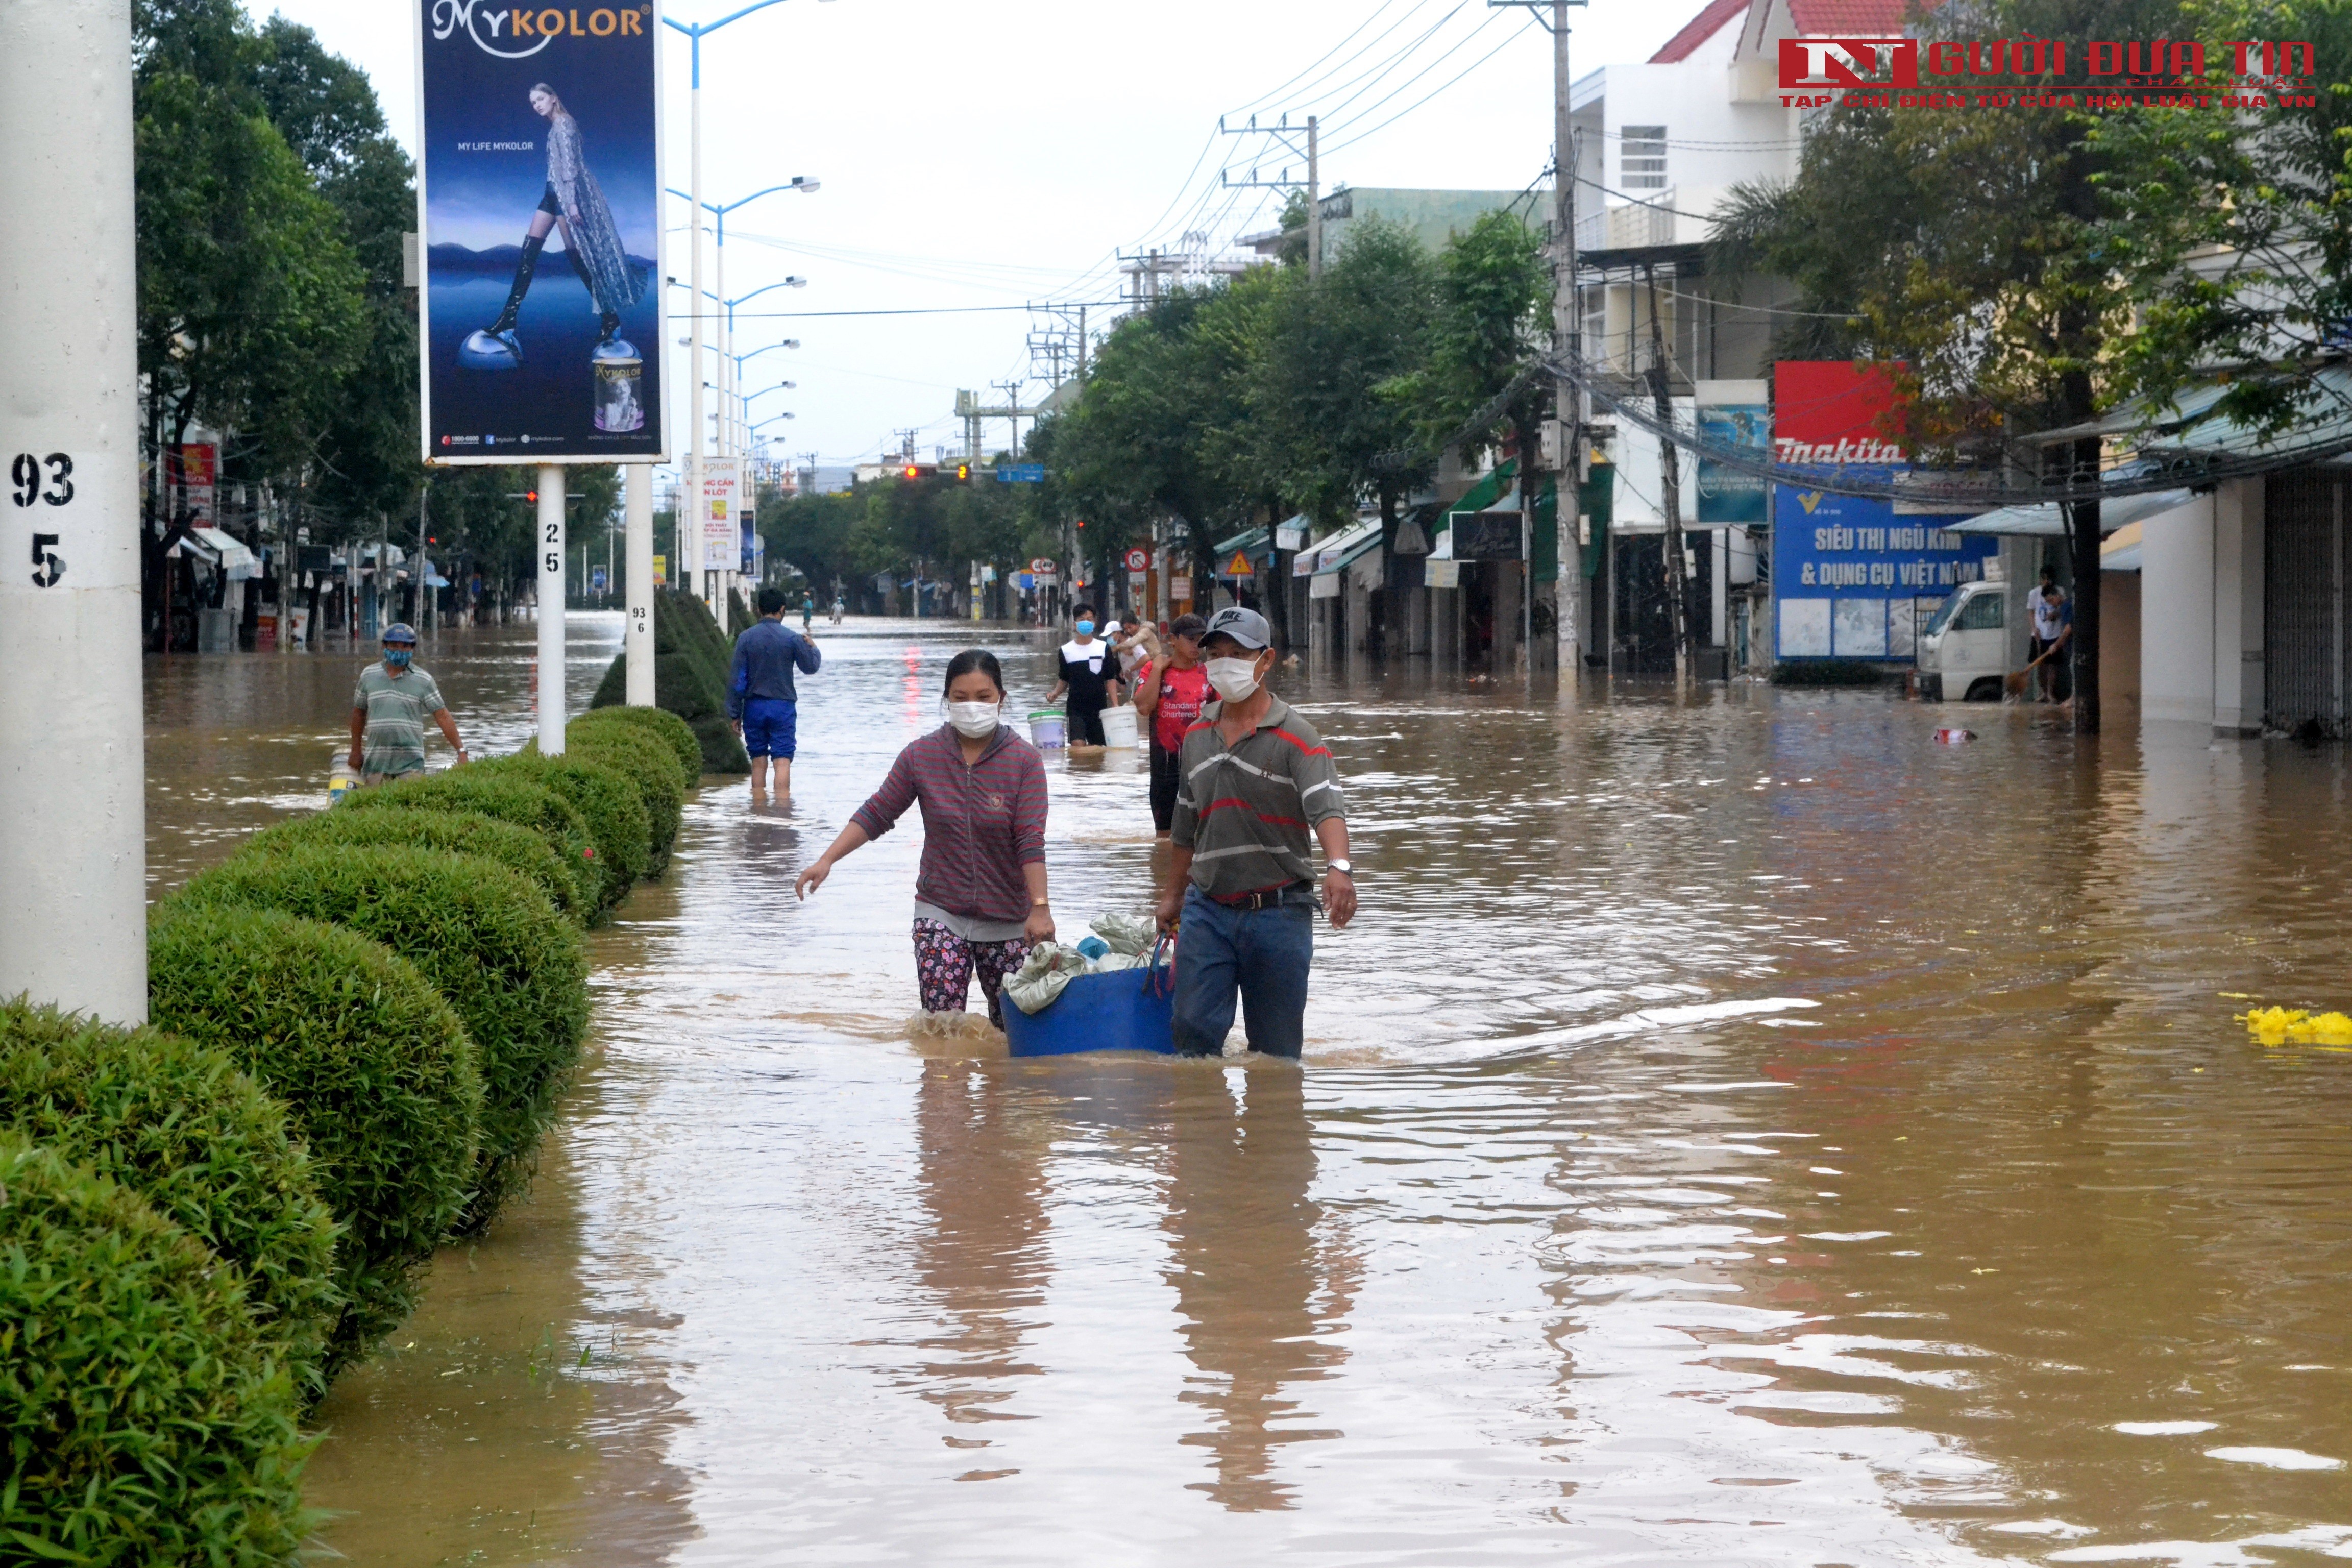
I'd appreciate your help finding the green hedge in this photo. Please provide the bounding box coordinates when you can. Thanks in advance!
[0,1001,341,1396]
[554,722,684,868]
[168,845,588,1232]
[574,703,702,785]
[590,588,750,774]
[148,907,485,1374]
[0,1134,312,1565]
[345,769,601,914]
[474,754,648,913]
[234,804,586,924]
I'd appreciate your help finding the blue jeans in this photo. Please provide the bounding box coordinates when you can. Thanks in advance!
[1172,884,1315,1058]
[741,698,797,758]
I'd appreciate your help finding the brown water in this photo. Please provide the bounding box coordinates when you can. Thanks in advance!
[142,618,2352,1564]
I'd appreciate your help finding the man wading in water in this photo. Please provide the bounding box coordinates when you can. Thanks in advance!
[1156,607,1354,1058]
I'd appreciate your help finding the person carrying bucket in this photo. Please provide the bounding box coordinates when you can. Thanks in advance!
[796,650,1054,1030]
[1044,605,1117,747]
[1155,606,1354,1059]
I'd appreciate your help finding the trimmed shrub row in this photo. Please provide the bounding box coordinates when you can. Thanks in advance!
[170,845,589,1233]
[0,1131,313,1564]
[3,706,699,1550]
[148,907,484,1374]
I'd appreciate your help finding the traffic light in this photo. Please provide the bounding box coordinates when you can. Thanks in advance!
[954,462,972,483]
[901,465,919,480]
[524,489,538,504]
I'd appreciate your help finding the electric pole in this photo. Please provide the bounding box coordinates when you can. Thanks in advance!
[1218,112,1324,279]
[2,0,148,1022]
[1491,0,1587,676]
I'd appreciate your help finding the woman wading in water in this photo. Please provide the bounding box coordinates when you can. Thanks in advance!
[796,651,1054,1030]
[466,83,646,365]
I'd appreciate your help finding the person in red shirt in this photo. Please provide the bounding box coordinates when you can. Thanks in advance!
[1133,612,1211,840]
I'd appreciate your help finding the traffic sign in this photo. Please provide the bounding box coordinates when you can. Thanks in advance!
[1222,550,1253,578]
[997,463,1046,483]
[1123,547,1149,572]
[1029,557,1057,573]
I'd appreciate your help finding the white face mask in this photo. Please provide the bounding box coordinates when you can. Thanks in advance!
[946,700,1001,738]
[1205,656,1264,703]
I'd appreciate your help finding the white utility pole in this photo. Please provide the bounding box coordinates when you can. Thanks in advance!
[625,464,655,705]
[1307,115,1322,281]
[537,466,567,753]
[1553,0,1582,674]
[1,0,147,1023]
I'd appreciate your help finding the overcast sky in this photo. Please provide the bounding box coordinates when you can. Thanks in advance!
[264,0,1687,474]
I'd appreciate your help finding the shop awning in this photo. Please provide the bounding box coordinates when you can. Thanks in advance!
[1948,488,2194,537]
[1310,521,1384,575]
[183,527,261,579]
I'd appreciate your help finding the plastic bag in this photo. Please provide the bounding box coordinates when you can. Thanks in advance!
[1090,913,1157,957]
[1005,943,1093,1015]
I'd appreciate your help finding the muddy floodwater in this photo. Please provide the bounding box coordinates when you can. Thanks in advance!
[142,616,2352,1564]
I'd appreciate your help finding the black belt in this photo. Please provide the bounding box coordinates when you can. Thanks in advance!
[1208,880,1315,912]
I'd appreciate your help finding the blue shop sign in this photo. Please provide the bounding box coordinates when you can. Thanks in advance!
[1771,472,1996,662]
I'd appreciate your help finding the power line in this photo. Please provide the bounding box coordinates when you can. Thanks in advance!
[1319,10,1539,158]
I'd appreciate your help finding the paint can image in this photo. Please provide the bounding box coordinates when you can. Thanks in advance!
[594,352,644,432]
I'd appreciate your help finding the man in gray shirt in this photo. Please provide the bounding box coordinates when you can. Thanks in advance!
[1155,606,1354,1058]
[349,623,467,785]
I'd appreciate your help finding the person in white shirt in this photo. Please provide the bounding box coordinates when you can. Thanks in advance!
[2029,570,2069,701]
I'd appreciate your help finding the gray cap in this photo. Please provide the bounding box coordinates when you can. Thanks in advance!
[1204,605,1272,650]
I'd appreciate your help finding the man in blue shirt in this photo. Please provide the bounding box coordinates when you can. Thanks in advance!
[730,586,823,796]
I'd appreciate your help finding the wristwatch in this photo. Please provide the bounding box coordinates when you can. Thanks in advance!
[1326,858,1353,876]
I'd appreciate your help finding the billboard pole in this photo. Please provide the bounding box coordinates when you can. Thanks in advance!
[626,464,655,705]
[538,465,567,754]
[0,0,148,1024]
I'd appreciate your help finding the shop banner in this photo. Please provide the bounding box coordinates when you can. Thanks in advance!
[700,458,740,571]
[1770,362,1995,662]
[418,0,666,462]
[175,443,217,529]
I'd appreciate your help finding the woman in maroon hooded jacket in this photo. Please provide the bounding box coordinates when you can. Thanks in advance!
[796,650,1054,1027]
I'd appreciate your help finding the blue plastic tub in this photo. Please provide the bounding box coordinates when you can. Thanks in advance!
[1003,953,1177,1058]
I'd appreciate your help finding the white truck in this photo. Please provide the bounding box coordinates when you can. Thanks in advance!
[1915,578,2016,702]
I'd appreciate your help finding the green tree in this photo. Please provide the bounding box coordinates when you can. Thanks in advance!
[253,18,425,536]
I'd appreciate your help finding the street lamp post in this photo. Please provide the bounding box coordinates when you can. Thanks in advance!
[662,0,808,606]
[668,172,823,611]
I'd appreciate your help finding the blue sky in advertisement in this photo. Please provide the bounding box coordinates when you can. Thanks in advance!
[1771,477,1996,662]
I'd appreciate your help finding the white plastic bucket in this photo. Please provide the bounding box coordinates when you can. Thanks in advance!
[1099,705,1139,750]
[1028,709,1066,749]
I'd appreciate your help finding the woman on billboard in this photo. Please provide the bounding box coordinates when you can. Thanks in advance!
[463,83,646,368]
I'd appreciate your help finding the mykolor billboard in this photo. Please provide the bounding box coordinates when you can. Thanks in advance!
[418,1,666,462]
[1771,362,1995,662]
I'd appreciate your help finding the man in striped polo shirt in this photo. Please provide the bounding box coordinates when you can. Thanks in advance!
[1156,606,1355,1059]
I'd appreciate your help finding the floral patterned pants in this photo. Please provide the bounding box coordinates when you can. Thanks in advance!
[913,919,1033,1029]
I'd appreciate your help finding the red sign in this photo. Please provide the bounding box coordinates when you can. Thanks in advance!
[1123,547,1149,572]
[1772,362,1908,464]
[1779,38,1917,88]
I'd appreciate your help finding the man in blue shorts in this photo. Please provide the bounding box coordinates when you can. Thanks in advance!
[730,586,823,796]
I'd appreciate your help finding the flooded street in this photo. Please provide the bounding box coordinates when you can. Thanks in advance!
[144,618,2352,1564]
